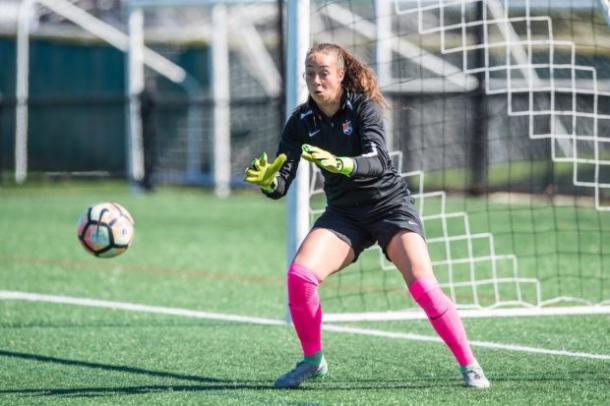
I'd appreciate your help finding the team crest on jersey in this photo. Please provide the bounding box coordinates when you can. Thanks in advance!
[342,120,353,135]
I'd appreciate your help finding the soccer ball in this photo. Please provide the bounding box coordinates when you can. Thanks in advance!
[77,202,135,258]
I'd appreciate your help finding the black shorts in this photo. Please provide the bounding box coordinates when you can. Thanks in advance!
[312,195,425,262]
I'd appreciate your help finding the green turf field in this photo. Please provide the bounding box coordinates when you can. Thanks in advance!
[1,181,609,405]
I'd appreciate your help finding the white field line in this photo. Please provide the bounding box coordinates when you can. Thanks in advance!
[0,291,283,326]
[1,290,609,361]
[324,305,610,322]
[322,324,610,361]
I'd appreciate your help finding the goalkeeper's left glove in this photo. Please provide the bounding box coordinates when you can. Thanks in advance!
[301,144,354,176]
[243,152,287,192]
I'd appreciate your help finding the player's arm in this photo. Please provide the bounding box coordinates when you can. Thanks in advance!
[302,99,389,178]
[350,98,389,177]
[301,144,354,176]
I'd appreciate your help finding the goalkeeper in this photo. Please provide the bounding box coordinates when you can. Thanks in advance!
[244,43,490,390]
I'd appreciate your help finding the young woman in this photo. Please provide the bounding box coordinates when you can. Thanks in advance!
[244,43,490,390]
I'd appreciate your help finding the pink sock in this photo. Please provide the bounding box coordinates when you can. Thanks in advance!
[287,263,322,356]
[409,276,475,367]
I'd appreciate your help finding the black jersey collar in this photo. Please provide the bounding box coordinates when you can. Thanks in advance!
[305,89,354,119]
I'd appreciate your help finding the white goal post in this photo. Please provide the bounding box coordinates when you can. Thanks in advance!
[125,0,283,195]
[290,0,610,321]
[14,0,187,184]
[14,0,280,195]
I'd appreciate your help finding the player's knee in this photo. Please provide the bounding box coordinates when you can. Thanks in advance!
[409,277,452,319]
[417,287,452,319]
[287,263,320,304]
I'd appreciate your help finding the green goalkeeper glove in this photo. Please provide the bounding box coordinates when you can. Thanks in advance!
[301,144,354,176]
[244,152,287,192]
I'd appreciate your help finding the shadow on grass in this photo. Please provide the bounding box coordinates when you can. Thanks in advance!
[0,349,477,399]
[0,349,226,384]
[0,349,280,399]
[0,384,274,398]
[1,383,450,399]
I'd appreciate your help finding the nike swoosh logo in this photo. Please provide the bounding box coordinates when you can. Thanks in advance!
[300,110,313,119]
[308,129,320,137]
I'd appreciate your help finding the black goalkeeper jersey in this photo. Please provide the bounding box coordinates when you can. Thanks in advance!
[264,91,410,209]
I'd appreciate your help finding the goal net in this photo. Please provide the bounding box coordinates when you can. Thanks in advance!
[307,0,610,320]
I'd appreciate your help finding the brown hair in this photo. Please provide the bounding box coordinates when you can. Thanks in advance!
[306,43,388,109]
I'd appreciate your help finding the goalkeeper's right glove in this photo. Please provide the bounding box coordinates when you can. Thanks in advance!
[243,152,287,193]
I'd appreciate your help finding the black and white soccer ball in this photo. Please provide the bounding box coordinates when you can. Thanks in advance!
[77,202,135,258]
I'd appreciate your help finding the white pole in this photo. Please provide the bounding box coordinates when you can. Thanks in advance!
[286,0,310,270]
[185,95,203,183]
[127,8,145,182]
[15,0,35,184]
[375,0,394,150]
[16,0,189,185]
[375,0,392,87]
[212,3,231,197]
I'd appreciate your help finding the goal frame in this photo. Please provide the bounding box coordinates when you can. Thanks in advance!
[295,0,610,321]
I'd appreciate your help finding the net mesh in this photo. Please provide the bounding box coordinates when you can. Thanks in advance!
[310,0,610,314]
